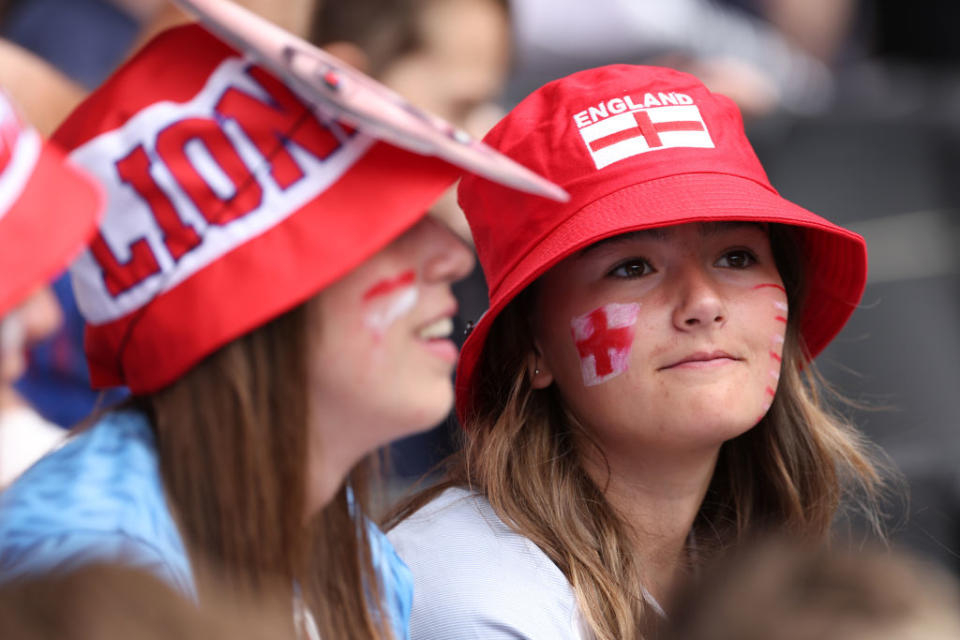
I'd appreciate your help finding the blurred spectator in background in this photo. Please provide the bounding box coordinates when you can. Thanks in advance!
[0,40,84,136]
[134,0,316,46]
[312,0,511,241]
[0,87,102,486]
[0,6,93,481]
[665,540,960,640]
[0,564,291,639]
[0,0,147,428]
[1,288,65,487]
[507,0,857,117]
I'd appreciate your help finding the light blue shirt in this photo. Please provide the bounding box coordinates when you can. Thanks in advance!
[0,410,412,639]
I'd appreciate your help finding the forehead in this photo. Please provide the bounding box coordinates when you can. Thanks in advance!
[580,221,766,256]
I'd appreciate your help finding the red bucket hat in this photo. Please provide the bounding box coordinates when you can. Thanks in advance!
[0,91,102,318]
[57,23,480,394]
[455,64,867,422]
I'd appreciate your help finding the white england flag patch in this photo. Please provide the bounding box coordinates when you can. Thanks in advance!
[579,105,714,170]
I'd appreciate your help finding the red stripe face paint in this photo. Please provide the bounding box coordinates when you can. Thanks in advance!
[570,302,641,387]
[752,283,786,293]
[755,282,788,420]
[362,269,419,336]
[362,270,416,301]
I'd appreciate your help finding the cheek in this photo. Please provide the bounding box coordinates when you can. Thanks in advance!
[569,302,641,387]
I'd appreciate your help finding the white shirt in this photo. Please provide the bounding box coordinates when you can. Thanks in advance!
[388,487,586,640]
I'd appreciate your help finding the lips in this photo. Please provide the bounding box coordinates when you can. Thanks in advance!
[659,350,741,370]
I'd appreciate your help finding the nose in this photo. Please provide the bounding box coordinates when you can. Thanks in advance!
[420,217,476,284]
[671,264,727,331]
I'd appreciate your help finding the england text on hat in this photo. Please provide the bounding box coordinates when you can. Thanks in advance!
[572,92,694,129]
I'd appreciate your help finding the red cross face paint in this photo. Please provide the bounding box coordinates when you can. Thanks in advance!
[362,269,419,336]
[570,302,641,387]
[752,283,788,419]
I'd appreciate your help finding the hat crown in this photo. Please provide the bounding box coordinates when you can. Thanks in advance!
[459,64,773,300]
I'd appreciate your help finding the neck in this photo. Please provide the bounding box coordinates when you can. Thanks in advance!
[303,402,375,520]
[580,438,720,606]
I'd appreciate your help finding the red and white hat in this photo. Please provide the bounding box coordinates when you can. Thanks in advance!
[0,91,102,318]
[57,24,467,393]
[455,64,868,422]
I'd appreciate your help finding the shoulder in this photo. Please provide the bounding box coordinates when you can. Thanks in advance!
[0,411,194,596]
[389,487,584,640]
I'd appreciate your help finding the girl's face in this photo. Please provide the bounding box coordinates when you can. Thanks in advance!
[305,217,474,507]
[532,222,788,455]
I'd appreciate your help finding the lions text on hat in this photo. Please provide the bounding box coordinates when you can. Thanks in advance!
[573,92,714,170]
[70,57,367,325]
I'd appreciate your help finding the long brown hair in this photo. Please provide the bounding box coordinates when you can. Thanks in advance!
[388,225,886,639]
[136,303,394,640]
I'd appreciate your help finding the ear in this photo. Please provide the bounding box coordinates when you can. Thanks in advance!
[526,348,554,389]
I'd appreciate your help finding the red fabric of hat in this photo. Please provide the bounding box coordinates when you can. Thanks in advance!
[0,92,102,318]
[56,24,461,393]
[455,65,867,423]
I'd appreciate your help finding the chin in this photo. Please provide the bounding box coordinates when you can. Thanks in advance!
[398,384,455,435]
[663,405,760,446]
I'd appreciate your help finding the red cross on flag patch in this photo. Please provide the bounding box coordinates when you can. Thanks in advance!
[577,102,714,170]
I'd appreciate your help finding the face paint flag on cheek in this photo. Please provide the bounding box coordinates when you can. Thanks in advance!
[570,302,640,387]
[362,270,419,336]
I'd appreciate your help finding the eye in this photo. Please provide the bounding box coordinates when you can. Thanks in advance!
[715,249,757,269]
[608,258,654,279]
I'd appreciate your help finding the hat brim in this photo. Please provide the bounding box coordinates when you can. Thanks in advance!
[0,141,102,317]
[455,172,867,423]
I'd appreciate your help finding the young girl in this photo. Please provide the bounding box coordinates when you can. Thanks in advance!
[388,64,883,639]
[0,24,532,640]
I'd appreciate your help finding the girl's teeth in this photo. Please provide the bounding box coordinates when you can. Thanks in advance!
[418,317,453,340]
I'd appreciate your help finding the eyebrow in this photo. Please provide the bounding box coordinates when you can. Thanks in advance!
[579,221,766,257]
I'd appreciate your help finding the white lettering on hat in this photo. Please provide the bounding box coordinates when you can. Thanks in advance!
[573,94,714,170]
[571,92,696,128]
[70,57,375,325]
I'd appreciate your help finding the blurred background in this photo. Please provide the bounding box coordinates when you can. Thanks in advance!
[2,0,959,579]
